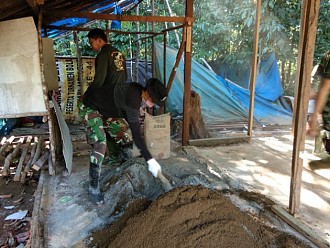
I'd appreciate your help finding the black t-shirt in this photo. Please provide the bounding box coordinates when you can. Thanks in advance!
[83,44,127,116]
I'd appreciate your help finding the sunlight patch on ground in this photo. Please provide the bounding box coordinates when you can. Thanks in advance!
[258,159,268,164]
[207,166,222,179]
[258,137,293,153]
[301,189,329,209]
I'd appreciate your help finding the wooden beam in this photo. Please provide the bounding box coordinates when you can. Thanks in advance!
[289,0,320,214]
[272,205,329,248]
[25,0,38,15]
[0,5,27,21]
[44,9,193,24]
[45,25,159,35]
[189,136,250,147]
[166,40,185,95]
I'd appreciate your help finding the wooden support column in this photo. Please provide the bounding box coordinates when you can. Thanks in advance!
[247,0,261,137]
[38,7,56,175]
[289,0,320,214]
[182,0,193,146]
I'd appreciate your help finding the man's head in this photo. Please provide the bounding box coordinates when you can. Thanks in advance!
[143,78,167,107]
[88,28,108,52]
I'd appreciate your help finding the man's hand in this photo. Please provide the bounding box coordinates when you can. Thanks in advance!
[147,158,162,177]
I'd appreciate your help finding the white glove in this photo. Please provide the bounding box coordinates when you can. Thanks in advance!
[147,158,162,177]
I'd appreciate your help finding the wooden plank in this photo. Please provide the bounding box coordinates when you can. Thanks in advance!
[20,138,38,183]
[32,150,50,171]
[0,137,6,145]
[13,136,32,181]
[272,205,329,248]
[44,9,193,23]
[189,136,250,147]
[48,151,55,175]
[2,136,25,176]
[0,136,15,155]
[31,136,44,166]
[52,95,73,174]
[30,170,46,248]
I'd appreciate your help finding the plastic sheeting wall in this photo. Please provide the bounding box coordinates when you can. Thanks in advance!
[155,43,292,125]
[155,43,248,124]
[0,17,47,117]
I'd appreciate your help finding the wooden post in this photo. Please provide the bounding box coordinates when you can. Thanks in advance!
[247,0,261,137]
[14,136,32,181]
[182,0,193,146]
[289,0,320,214]
[38,7,57,173]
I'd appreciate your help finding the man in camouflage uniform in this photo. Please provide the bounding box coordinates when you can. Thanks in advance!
[79,29,167,206]
[308,50,330,153]
[78,28,131,205]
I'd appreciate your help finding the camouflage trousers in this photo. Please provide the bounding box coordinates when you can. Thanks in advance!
[78,102,132,166]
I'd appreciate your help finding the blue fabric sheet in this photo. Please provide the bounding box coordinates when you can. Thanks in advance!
[155,43,292,125]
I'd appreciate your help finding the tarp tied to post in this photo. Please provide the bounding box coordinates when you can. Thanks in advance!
[154,43,292,126]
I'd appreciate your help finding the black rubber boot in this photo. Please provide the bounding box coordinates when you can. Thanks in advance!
[89,162,104,205]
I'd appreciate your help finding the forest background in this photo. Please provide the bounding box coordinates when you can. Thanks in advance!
[53,0,330,96]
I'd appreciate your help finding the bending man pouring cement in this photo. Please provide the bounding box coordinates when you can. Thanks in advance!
[78,28,167,205]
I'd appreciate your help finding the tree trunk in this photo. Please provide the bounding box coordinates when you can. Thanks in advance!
[189,91,209,139]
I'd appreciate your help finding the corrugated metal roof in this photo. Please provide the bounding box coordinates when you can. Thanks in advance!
[0,0,141,37]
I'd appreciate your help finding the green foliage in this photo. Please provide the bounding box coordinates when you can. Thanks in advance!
[52,0,329,96]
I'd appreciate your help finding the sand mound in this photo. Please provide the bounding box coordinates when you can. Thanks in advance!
[91,185,312,248]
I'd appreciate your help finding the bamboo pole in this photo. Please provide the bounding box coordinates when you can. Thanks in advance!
[247,0,261,137]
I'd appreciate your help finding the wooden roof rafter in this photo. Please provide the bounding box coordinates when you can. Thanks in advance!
[43,9,194,25]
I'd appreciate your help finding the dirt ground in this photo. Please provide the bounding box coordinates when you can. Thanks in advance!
[0,172,38,247]
[1,126,329,248]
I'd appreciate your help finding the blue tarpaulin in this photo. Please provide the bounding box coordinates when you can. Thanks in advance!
[217,52,284,101]
[45,0,138,38]
[155,43,292,125]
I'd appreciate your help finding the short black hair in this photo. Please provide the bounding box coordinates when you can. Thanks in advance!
[146,78,167,107]
[88,28,107,42]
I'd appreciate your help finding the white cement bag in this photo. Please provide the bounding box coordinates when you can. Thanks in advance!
[144,112,171,159]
